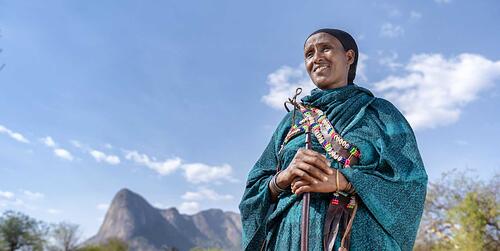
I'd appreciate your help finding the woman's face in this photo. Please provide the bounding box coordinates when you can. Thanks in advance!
[304,33,354,89]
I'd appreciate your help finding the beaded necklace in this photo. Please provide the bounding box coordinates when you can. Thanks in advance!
[281,102,360,168]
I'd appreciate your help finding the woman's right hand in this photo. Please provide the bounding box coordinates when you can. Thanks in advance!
[276,148,333,189]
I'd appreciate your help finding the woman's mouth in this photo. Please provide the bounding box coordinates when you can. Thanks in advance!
[314,65,330,73]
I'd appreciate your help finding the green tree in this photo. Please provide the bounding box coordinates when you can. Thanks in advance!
[414,169,499,250]
[102,238,128,251]
[0,237,8,251]
[0,211,48,251]
[78,238,128,251]
[49,222,81,251]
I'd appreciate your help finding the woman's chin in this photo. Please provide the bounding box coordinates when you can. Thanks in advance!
[313,79,347,90]
[313,79,334,89]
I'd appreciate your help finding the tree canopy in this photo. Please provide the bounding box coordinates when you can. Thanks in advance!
[415,169,499,250]
[0,211,47,251]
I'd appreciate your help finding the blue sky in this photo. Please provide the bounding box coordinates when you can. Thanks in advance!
[1,0,499,239]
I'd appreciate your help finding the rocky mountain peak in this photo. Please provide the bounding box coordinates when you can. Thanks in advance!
[85,188,242,251]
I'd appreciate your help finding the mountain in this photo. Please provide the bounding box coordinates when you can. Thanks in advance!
[85,188,242,251]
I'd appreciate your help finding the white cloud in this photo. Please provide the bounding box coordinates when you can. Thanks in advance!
[0,125,30,143]
[373,53,500,130]
[262,58,370,110]
[261,64,316,110]
[410,11,422,20]
[70,140,120,165]
[47,208,62,214]
[41,136,56,147]
[12,198,25,207]
[178,188,231,214]
[40,136,74,161]
[0,192,35,210]
[153,202,166,208]
[54,148,74,161]
[380,23,405,38]
[377,3,402,18]
[387,8,402,17]
[96,203,109,211]
[125,151,181,175]
[178,201,200,214]
[182,163,236,184]
[123,150,234,184]
[90,150,120,165]
[357,53,369,82]
[11,133,30,143]
[23,190,44,200]
[378,51,403,70]
[0,191,14,199]
[182,188,233,201]
[70,140,83,148]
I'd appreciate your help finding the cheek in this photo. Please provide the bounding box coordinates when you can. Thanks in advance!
[338,57,349,69]
[305,61,313,73]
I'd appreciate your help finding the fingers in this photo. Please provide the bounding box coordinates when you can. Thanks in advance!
[294,185,312,195]
[296,161,330,182]
[298,148,327,160]
[295,148,334,175]
[285,149,335,189]
[290,166,321,185]
[291,177,301,187]
[298,148,332,172]
[291,180,309,193]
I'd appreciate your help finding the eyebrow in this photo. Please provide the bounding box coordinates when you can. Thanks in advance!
[304,42,335,52]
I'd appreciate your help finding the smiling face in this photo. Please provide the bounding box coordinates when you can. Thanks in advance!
[304,32,355,89]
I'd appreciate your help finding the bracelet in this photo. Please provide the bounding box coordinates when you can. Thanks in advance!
[269,177,283,194]
[336,169,340,193]
[345,182,356,194]
[336,169,355,194]
[270,171,287,194]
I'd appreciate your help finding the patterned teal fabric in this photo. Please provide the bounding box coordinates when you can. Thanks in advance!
[239,83,428,251]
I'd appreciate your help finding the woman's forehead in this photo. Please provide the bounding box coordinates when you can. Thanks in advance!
[304,33,342,48]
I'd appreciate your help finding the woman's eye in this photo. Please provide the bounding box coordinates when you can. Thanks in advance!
[306,52,313,58]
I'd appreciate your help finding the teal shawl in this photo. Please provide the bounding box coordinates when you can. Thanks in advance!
[239,84,427,251]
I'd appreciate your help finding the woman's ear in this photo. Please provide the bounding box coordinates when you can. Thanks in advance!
[346,50,355,65]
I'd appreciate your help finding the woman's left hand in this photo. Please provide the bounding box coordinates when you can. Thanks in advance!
[291,170,348,195]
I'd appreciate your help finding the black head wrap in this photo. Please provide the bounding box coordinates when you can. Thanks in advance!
[305,28,358,83]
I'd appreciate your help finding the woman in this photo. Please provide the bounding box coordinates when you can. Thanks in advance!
[239,28,427,250]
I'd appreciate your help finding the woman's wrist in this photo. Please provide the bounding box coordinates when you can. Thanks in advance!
[275,171,290,190]
[344,182,355,194]
[333,170,352,192]
[268,171,290,202]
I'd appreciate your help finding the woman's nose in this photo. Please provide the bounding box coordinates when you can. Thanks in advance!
[312,51,325,63]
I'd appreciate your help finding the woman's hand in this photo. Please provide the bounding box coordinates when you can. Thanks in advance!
[276,148,333,189]
[291,169,348,195]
